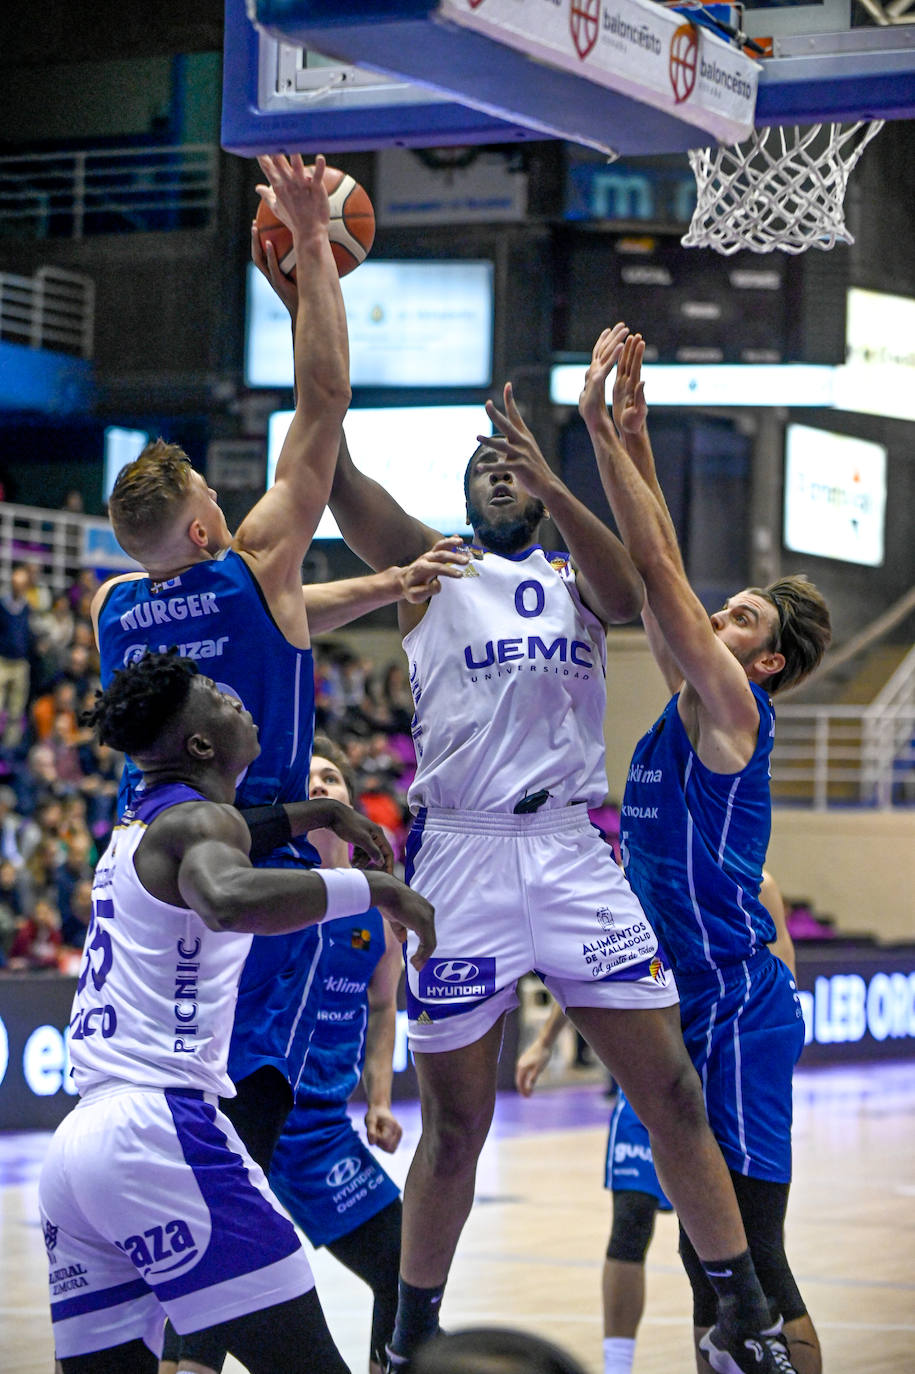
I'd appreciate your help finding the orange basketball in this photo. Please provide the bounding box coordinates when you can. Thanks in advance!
[255,165,375,280]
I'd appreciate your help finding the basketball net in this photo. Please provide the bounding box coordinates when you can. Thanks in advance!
[681,120,884,255]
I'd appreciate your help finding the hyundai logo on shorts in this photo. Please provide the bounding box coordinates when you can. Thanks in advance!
[433,960,480,984]
[417,956,496,1001]
[325,1156,362,1188]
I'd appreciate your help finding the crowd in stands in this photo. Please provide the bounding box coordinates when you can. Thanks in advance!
[0,563,419,975]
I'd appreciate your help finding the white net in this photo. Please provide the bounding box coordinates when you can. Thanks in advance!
[682,120,884,255]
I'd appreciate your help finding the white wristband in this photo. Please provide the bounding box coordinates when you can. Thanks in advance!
[315,867,372,921]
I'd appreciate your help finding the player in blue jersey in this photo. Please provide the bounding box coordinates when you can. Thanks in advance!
[270,735,405,1374]
[39,652,435,1374]
[517,870,796,1374]
[319,325,803,1374]
[581,328,829,1374]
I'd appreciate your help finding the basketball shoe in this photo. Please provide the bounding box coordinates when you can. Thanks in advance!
[384,1345,412,1374]
[700,1313,798,1374]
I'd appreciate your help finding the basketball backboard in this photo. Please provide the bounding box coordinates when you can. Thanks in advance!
[222,0,915,159]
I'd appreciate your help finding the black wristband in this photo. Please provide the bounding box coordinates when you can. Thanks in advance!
[241,804,293,861]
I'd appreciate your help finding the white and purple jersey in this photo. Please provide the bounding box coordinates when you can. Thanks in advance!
[69,783,252,1099]
[405,546,608,814]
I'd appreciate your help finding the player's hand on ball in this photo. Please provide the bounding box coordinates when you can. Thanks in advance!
[481,383,555,502]
[369,875,436,970]
[579,322,629,430]
[255,152,330,240]
[399,538,471,604]
[251,219,298,318]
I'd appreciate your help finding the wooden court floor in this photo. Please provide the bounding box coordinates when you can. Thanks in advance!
[2,1061,913,1373]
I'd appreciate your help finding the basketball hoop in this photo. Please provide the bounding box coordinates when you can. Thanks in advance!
[681,120,884,255]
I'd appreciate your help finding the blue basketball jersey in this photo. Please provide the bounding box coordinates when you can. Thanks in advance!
[97,550,316,854]
[97,549,321,1086]
[621,683,776,975]
[293,907,387,1102]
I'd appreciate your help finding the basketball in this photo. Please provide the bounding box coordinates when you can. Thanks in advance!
[255,165,375,279]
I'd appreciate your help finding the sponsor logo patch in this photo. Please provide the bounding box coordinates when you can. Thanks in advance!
[418,956,496,1002]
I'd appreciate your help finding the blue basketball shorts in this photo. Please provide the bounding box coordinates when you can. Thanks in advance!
[604,1089,672,1210]
[38,1083,314,1361]
[270,1099,401,1249]
[677,948,805,1183]
[403,805,679,1053]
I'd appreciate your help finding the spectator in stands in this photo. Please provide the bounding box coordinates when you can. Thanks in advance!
[0,858,29,957]
[55,827,94,934]
[59,795,96,856]
[27,832,67,899]
[7,893,63,971]
[380,661,415,736]
[0,564,34,753]
[44,593,76,660]
[22,561,53,621]
[75,734,121,843]
[68,568,99,622]
[0,783,39,867]
[48,710,86,789]
[413,1328,589,1374]
[313,644,345,730]
[60,871,94,950]
[31,678,79,743]
[58,641,99,700]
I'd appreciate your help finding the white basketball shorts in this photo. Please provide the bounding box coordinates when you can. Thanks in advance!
[39,1082,314,1361]
[403,804,679,1052]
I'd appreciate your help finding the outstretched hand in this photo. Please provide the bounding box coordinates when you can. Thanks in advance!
[613,332,648,436]
[578,322,629,430]
[255,152,330,240]
[399,538,471,604]
[481,382,555,503]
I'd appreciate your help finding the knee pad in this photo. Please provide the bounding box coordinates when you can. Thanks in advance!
[606,1190,660,1265]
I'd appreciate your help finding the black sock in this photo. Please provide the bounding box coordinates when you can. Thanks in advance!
[389,1277,446,1357]
[701,1248,770,1333]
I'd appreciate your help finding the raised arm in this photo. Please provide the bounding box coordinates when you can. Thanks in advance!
[362,922,405,1153]
[234,155,351,626]
[483,382,643,627]
[329,430,444,572]
[579,328,761,753]
[610,333,687,693]
[302,538,470,634]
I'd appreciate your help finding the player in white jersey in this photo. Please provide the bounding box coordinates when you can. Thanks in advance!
[38,651,435,1374]
[325,332,798,1374]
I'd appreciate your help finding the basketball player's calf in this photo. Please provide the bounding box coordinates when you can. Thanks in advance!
[386,1020,504,1367]
[680,1174,821,1374]
[567,1004,789,1367]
